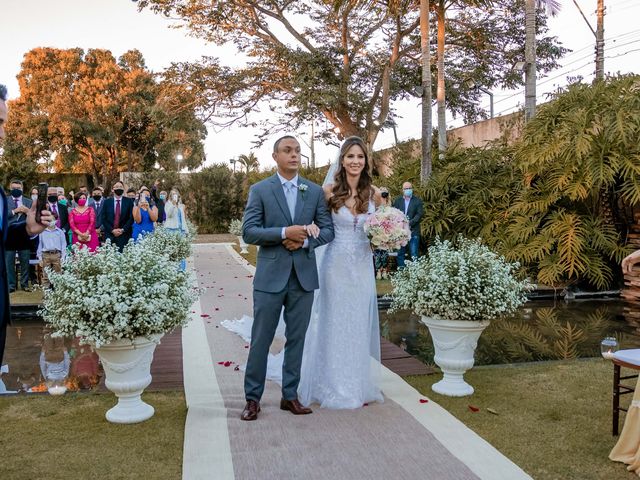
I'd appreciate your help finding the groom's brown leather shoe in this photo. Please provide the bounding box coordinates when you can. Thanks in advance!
[280,398,312,415]
[241,400,261,421]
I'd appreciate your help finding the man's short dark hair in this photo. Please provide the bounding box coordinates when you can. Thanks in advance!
[0,84,7,102]
[92,186,102,193]
[9,179,23,187]
[127,188,137,194]
[113,181,124,188]
[273,135,297,153]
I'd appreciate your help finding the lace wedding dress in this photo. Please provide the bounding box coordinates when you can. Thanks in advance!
[222,201,383,409]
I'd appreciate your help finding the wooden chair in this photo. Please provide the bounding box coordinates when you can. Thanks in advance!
[612,349,640,435]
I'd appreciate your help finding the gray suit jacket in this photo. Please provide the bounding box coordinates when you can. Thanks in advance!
[242,174,334,293]
[6,196,33,227]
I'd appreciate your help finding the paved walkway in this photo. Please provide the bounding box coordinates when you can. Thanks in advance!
[181,243,531,480]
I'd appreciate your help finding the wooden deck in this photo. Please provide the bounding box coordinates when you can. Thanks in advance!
[147,327,184,391]
[144,332,433,392]
[380,337,436,376]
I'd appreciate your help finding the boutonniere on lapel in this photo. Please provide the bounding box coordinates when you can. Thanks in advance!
[298,183,308,198]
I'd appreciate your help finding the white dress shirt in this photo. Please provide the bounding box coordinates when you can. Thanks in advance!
[37,227,68,260]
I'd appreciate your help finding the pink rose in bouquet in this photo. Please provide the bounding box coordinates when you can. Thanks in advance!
[364,206,411,251]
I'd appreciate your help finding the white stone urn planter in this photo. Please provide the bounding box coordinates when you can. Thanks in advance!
[237,236,249,254]
[421,316,490,397]
[95,333,163,424]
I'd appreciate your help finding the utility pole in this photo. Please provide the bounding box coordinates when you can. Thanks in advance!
[420,0,433,183]
[595,0,605,80]
[571,0,605,81]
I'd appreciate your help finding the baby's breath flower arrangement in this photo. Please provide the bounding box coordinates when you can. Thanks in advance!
[40,240,198,347]
[228,218,243,237]
[138,224,194,262]
[390,237,531,322]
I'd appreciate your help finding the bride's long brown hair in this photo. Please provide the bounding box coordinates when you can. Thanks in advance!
[327,136,373,214]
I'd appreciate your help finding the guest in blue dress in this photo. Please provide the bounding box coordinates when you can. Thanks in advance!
[132,188,158,242]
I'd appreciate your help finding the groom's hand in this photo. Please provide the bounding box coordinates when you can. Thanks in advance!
[285,225,308,243]
[283,239,304,251]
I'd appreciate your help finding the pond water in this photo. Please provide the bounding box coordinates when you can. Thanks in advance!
[0,321,103,395]
[380,299,640,367]
[4,299,640,395]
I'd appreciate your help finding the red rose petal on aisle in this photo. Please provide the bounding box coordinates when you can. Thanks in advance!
[468,405,480,412]
[217,361,225,365]
[200,314,210,318]
[419,399,429,404]
[215,308,220,311]
[223,361,234,367]
[244,345,249,349]
[234,365,240,371]
[363,403,369,407]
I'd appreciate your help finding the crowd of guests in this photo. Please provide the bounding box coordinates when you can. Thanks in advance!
[4,179,189,292]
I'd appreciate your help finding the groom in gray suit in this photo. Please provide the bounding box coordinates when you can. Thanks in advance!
[241,135,334,421]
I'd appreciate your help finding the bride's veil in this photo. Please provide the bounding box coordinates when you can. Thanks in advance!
[298,148,383,406]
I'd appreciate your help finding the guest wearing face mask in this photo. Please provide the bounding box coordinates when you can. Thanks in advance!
[392,181,424,268]
[57,187,67,206]
[47,186,70,244]
[132,187,158,241]
[29,186,40,286]
[165,188,188,269]
[69,192,99,252]
[4,180,33,292]
[151,179,166,224]
[99,181,134,252]
[87,187,104,242]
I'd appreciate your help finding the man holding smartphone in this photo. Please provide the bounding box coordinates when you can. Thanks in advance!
[0,84,54,365]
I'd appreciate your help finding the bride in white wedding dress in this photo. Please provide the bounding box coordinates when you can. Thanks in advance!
[223,136,384,409]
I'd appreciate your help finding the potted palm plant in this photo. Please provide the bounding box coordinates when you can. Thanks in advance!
[390,237,530,396]
[41,234,197,423]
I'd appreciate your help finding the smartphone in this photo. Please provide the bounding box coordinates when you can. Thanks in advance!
[35,182,48,224]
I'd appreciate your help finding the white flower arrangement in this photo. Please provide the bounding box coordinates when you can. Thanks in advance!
[40,239,198,347]
[139,224,194,263]
[228,218,243,236]
[389,237,531,322]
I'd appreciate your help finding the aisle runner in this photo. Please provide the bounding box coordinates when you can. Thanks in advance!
[183,243,530,480]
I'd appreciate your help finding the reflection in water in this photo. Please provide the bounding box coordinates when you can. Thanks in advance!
[0,324,103,395]
[380,300,640,367]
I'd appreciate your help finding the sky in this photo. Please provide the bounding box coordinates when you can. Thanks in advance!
[1,0,638,172]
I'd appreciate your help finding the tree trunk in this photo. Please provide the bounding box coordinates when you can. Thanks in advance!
[436,0,447,156]
[525,0,537,122]
[420,0,433,184]
[595,0,605,81]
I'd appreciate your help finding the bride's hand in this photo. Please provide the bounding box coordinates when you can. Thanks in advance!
[305,223,320,239]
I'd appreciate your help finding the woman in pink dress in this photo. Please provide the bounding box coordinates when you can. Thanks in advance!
[68,192,99,252]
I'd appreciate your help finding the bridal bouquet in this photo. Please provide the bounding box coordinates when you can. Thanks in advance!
[364,206,411,251]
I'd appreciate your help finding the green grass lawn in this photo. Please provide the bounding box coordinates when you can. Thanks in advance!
[406,359,637,480]
[0,391,186,480]
[9,289,43,305]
